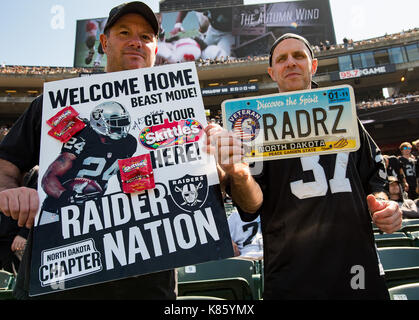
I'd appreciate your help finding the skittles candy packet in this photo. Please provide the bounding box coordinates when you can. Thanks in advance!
[118,154,155,193]
[46,106,86,142]
[47,106,79,127]
[47,117,86,143]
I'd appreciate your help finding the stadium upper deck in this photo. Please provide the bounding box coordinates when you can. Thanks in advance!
[0,28,418,152]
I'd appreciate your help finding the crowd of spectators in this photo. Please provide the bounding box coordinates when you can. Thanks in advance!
[0,65,95,75]
[357,92,419,110]
[381,141,419,220]
[314,28,419,53]
[197,54,268,67]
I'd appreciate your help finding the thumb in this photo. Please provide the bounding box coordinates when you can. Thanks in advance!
[366,194,386,214]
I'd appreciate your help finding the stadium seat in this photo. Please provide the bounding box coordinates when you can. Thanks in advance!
[374,232,413,248]
[377,247,419,288]
[178,278,252,300]
[388,282,419,300]
[177,257,263,300]
[0,270,15,291]
[407,231,419,247]
[0,270,16,301]
[399,219,419,233]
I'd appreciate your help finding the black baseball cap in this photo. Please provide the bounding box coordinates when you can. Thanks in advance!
[104,1,159,35]
[269,33,314,67]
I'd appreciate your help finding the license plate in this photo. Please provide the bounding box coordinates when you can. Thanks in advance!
[221,85,360,162]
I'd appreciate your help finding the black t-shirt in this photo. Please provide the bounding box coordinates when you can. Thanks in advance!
[0,96,43,173]
[0,95,176,299]
[237,121,389,299]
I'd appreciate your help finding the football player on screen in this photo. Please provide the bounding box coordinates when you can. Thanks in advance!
[39,101,136,225]
[84,19,107,67]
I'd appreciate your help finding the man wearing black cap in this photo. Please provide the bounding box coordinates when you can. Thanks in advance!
[0,2,177,300]
[205,33,402,299]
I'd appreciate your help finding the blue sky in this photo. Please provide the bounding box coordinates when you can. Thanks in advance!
[0,0,417,67]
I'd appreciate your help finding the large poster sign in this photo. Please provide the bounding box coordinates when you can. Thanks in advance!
[221,85,360,162]
[30,62,233,296]
[73,0,336,68]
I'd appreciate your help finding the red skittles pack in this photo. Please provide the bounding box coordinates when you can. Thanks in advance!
[46,106,86,143]
[47,118,86,143]
[118,154,155,193]
[47,106,79,127]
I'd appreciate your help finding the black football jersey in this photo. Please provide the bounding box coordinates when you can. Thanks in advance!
[399,156,417,186]
[236,121,389,299]
[59,125,137,192]
[387,155,403,180]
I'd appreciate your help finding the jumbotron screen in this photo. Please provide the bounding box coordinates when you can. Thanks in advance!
[73,0,336,68]
[159,0,244,11]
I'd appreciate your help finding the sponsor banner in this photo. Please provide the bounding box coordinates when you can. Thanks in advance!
[222,85,360,162]
[74,1,336,67]
[201,84,258,96]
[31,62,233,296]
[333,64,397,81]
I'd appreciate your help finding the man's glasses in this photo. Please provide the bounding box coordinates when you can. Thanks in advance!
[402,147,412,150]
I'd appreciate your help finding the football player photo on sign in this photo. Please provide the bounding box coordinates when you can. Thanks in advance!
[40,101,136,225]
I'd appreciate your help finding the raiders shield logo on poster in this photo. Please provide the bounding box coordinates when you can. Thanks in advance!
[169,174,209,213]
